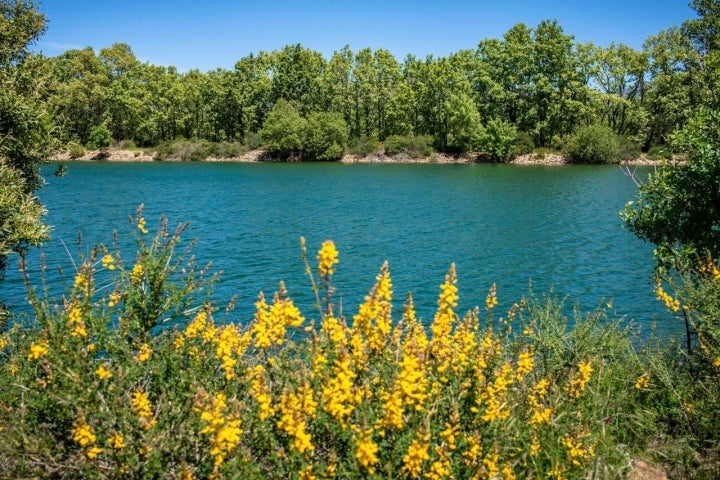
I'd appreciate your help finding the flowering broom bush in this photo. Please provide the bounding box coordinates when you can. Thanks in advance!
[0,209,656,479]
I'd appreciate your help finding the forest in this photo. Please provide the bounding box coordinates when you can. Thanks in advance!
[13,4,719,163]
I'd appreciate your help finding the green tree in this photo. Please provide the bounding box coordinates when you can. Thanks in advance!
[87,123,112,152]
[260,99,307,158]
[0,164,48,277]
[622,109,720,260]
[269,44,326,115]
[0,0,51,282]
[445,92,483,152]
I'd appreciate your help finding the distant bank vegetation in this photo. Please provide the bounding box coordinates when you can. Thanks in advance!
[46,14,709,164]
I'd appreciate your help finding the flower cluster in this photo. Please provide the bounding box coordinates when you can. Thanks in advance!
[3,236,611,479]
[317,240,339,278]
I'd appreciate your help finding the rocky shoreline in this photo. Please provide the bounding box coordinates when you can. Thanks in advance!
[49,148,682,166]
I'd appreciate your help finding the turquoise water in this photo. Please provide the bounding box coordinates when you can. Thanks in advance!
[3,162,673,334]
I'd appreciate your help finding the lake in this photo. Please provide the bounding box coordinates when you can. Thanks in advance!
[2,161,674,335]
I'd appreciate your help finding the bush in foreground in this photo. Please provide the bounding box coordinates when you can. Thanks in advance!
[1,211,719,478]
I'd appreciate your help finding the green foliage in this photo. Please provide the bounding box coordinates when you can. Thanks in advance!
[86,123,113,152]
[4,212,720,477]
[260,99,307,158]
[243,131,263,150]
[646,145,673,161]
[67,141,85,159]
[0,164,49,276]
[153,138,247,161]
[347,136,380,156]
[383,134,434,158]
[0,0,51,282]
[0,0,46,68]
[480,118,517,162]
[622,110,720,261]
[616,135,642,161]
[514,131,535,156]
[303,112,348,161]
[444,92,483,152]
[566,124,621,164]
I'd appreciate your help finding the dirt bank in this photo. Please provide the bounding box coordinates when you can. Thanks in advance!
[49,148,682,166]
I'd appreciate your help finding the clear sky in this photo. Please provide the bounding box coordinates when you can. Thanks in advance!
[34,0,696,72]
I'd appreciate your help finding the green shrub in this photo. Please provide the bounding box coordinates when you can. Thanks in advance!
[617,135,641,162]
[646,145,673,161]
[347,136,381,156]
[210,141,246,159]
[86,124,113,152]
[67,141,85,159]
[566,124,621,164]
[514,131,535,156]
[481,118,517,162]
[243,132,263,150]
[383,134,434,158]
[304,112,349,161]
[260,100,307,158]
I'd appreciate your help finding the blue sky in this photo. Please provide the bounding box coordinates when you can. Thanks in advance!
[35,0,696,72]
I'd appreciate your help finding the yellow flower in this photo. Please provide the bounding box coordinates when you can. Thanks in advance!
[322,354,357,426]
[440,423,459,451]
[402,434,430,478]
[567,359,593,399]
[562,434,596,467]
[317,240,339,278]
[74,269,92,293]
[277,383,317,454]
[485,283,498,310]
[185,310,209,339]
[714,356,720,368]
[299,465,316,480]
[101,254,116,270]
[108,292,121,307]
[85,446,102,459]
[138,216,149,234]
[355,428,379,474]
[655,283,680,312]
[515,349,535,380]
[109,432,125,449]
[131,389,157,430]
[72,420,96,447]
[95,363,113,380]
[635,373,650,390]
[131,263,144,283]
[134,343,152,362]
[28,341,49,360]
[67,305,88,338]
[482,449,500,479]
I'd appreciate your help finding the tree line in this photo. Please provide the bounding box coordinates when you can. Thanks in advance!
[33,5,716,161]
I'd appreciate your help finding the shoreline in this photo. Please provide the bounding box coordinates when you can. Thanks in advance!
[48,148,682,167]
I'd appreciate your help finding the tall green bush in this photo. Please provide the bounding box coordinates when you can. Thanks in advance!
[383,134,434,158]
[481,118,517,162]
[304,112,348,161]
[566,124,620,164]
[86,123,113,152]
[260,100,307,158]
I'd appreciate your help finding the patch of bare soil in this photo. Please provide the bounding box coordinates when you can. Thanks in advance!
[49,147,687,166]
[627,460,668,480]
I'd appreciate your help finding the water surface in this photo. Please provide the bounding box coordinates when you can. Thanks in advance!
[3,162,673,335]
